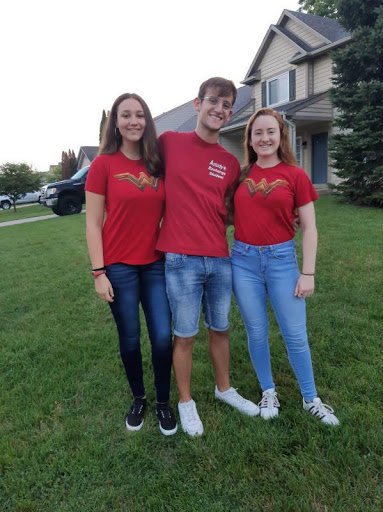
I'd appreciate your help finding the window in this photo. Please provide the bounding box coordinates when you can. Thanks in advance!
[296,137,302,167]
[267,72,289,107]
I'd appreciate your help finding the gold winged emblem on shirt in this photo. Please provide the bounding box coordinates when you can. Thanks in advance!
[243,178,288,197]
[114,172,160,191]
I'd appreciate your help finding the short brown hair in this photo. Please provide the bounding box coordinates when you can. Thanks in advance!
[198,77,237,106]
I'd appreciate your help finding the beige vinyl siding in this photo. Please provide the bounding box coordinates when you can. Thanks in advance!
[313,55,333,93]
[283,18,325,48]
[295,96,333,121]
[219,131,245,164]
[252,33,307,105]
[253,82,262,106]
[296,128,312,177]
[296,64,305,99]
[259,33,297,81]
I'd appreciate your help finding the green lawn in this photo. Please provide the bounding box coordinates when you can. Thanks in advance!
[0,204,53,222]
[1,196,382,512]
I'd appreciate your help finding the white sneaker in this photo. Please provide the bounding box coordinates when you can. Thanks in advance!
[215,386,260,416]
[178,400,204,436]
[303,397,340,426]
[259,388,280,420]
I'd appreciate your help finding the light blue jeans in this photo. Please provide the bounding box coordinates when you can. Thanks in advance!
[165,253,232,337]
[231,238,317,401]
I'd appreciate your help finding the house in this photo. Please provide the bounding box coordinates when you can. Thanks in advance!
[76,146,98,170]
[155,10,351,190]
[220,9,351,188]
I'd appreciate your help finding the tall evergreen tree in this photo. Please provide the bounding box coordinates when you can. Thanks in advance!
[99,109,107,143]
[61,151,70,180]
[298,0,338,18]
[69,149,77,176]
[330,0,383,206]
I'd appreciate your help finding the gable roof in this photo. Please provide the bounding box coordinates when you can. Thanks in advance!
[154,85,252,135]
[286,10,350,43]
[78,146,98,162]
[243,9,351,83]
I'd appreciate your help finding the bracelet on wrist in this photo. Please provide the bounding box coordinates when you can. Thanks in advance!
[91,269,106,279]
[92,266,105,272]
[301,272,315,276]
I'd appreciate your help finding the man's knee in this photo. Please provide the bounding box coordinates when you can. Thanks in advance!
[174,335,195,349]
[208,329,229,343]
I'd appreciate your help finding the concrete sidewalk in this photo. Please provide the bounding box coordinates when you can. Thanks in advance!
[0,214,58,227]
[0,210,86,227]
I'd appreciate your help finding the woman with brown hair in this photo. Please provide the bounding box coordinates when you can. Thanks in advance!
[85,93,177,435]
[231,107,339,425]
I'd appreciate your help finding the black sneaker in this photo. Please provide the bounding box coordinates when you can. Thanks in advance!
[156,403,178,436]
[126,397,146,431]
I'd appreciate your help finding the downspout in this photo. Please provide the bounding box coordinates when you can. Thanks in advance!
[282,113,296,154]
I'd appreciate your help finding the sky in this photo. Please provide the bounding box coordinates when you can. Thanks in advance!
[0,0,300,173]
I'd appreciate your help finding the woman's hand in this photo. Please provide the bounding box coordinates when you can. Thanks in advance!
[94,274,114,302]
[294,274,315,299]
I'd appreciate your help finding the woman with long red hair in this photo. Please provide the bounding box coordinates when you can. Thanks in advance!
[231,108,339,425]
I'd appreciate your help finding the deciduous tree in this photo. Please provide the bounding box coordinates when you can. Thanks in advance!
[44,165,62,184]
[298,0,338,18]
[0,163,41,212]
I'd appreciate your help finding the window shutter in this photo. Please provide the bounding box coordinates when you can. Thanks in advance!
[289,69,296,101]
[261,82,266,107]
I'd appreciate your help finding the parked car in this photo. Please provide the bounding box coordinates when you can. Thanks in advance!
[0,191,41,210]
[40,166,89,216]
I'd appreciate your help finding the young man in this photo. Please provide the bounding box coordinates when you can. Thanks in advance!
[157,77,259,436]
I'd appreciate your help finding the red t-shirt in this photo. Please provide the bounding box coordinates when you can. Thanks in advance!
[234,162,318,246]
[85,151,165,266]
[156,131,240,257]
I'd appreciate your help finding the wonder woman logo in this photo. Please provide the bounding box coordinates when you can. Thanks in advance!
[243,178,288,197]
[114,172,160,191]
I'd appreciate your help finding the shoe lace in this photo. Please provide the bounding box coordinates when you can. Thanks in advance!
[311,400,335,418]
[184,404,199,424]
[158,407,172,420]
[259,391,279,408]
[227,388,248,406]
[131,402,144,416]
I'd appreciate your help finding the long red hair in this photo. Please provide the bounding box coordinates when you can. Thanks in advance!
[241,108,297,182]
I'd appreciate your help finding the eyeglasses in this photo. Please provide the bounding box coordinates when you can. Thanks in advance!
[201,96,233,111]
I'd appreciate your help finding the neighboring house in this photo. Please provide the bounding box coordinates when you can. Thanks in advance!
[77,146,98,170]
[221,9,351,188]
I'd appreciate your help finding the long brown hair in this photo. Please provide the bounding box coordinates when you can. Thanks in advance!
[241,107,297,182]
[99,93,162,177]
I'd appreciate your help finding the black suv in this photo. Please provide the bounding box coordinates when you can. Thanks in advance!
[40,166,89,216]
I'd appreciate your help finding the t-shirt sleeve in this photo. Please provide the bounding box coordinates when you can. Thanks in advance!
[294,168,319,208]
[85,156,108,196]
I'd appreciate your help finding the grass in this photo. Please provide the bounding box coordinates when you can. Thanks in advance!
[0,204,53,222]
[1,196,382,511]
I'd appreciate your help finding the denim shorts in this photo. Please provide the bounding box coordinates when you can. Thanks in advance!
[165,253,232,337]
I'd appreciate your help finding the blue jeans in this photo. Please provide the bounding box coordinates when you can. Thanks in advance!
[231,239,317,401]
[105,259,172,403]
[165,253,232,337]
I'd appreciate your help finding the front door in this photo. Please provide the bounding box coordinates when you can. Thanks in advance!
[312,132,328,184]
